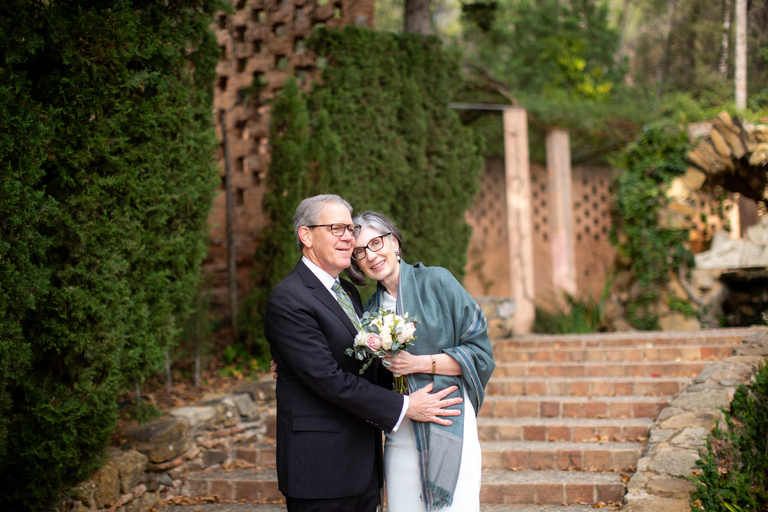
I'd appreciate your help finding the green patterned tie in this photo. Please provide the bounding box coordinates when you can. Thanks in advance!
[332,281,361,331]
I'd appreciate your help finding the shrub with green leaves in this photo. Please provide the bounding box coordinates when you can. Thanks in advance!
[0,0,220,508]
[243,27,483,350]
[690,361,768,512]
[610,122,694,330]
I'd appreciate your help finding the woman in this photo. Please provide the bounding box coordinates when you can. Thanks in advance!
[344,211,495,512]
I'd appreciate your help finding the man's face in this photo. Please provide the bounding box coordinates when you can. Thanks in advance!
[301,202,355,278]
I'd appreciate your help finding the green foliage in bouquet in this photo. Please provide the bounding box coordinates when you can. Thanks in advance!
[0,0,221,508]
[689,360,768,512]
[243,27,483,351]
[610,122,694,330]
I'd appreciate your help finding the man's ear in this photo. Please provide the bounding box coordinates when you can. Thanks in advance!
[298,226,313,249]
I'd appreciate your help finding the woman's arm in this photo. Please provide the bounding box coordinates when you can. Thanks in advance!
[382,351,463,376]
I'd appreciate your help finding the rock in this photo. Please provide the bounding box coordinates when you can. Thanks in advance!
[684,166,708,191]
[670,427,709,451]
[659,411,718,431]
[230,378,277,400]
[123,418,190,464]
[708,127,732,159]
[622,496,691,512]
[670,390,730,413]
[232,392,257,418]
[658,312,700,331]
[108,447,148,493]
[171,405,218,427]
[92,460,120,508]
[666,177,690,199]
[647,449,700,476]
[749,143,768,166]
[646,477,696,499]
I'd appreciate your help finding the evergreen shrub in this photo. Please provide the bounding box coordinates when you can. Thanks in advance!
[690,361,768,512]
[0,0,221,508]
[243,27,484,350]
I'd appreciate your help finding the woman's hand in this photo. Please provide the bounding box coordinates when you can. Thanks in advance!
[382,351,426,376]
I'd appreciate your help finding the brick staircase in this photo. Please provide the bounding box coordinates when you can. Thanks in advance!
[174,328,749,512]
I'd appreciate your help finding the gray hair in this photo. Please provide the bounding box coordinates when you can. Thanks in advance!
[344,211,403,286]
[293,194,353,251]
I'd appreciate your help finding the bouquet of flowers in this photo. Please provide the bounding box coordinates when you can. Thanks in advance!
[345,308,419,394]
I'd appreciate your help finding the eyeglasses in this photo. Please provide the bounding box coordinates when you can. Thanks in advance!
[352,233,391,261]
[307,223,362,237]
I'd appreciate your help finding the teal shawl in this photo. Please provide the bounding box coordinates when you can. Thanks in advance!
[365,261,496,510]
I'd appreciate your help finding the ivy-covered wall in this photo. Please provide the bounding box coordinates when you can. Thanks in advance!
[243,27,484,350]
[0,0,221,508]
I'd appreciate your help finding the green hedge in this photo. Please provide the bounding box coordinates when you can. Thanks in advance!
[243,27,484,351]
[0,0,220,508]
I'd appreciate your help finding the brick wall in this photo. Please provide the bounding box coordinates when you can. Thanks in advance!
[205,0,374,311]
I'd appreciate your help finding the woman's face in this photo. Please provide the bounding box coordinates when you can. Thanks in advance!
[354,226,400,285]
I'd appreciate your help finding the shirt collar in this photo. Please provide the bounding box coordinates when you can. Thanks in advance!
[302,256,339,294]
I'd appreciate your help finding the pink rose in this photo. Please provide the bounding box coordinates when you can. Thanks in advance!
[396,322,416,343]
[365,333,382,351]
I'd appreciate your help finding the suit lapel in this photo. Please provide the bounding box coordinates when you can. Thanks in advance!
[296,261,359,337]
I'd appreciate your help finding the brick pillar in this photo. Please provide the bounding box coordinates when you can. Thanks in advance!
[546,128,576,301]
[503,107,535,334]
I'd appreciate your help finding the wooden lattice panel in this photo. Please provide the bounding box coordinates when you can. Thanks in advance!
[464,158,510,297]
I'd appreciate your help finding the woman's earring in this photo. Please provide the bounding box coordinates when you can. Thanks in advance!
[395,250,401,261]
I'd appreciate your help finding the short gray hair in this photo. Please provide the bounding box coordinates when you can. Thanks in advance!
[293,194,353,251]
[344,211,403,286]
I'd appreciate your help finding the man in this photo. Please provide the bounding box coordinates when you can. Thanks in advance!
[265,194,462,512]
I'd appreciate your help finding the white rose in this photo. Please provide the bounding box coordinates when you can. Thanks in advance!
[354,330,369,347]
[380,331,393,351]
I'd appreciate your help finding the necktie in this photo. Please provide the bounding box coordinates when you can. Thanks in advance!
[332,281,361,331]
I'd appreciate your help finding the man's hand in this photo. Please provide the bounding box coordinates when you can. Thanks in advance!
[405,382,462,426]
[270,359,278,380]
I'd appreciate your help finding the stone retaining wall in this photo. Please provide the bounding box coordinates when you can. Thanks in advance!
[620,328,768,512]
[61,380,277,512]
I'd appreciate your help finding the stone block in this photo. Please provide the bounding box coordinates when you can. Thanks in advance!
[622,496,691,512]
[670,390,730,413]
[232,392,257,418]
[203,449,228,468]
[108,447,148,493]
[646,477,696,499]
[647,449,700,476]
[171,405,218,427]
[658,313,700,332]
[92,460,120,509]
[123,418,190,464]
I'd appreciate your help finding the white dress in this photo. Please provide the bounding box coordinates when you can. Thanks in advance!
[380,292,482,512]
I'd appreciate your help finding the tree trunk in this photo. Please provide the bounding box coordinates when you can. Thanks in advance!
[615,0,634,66]
[656,0,678,88]
[219,109,239,337]
[404,0,431,35]
[165,349,172,394]
[720,0,732,76]
[735,0,747,110]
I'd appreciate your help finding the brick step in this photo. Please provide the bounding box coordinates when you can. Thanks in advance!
[479,395,668,419]
[184,468,627,507]
[186,468,282,503]
[154,501,607,512]
[486,376,692,397]
[235,443,276,466]
[480,469,626,505]
[493,344,735,363]
[494,328,752,349]
[477,417,652,442]
[493,360,710,378]
[482,441,642,471]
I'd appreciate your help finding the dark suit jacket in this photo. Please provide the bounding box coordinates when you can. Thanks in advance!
[264,260,404,499]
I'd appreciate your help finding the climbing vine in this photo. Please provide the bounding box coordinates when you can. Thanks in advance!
[611,122,695,330]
